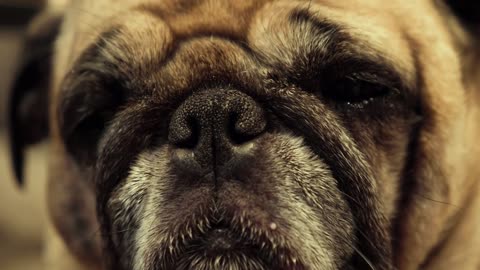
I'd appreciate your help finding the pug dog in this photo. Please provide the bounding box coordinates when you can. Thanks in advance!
[8,0,480,269]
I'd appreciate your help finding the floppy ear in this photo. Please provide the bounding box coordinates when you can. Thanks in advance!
[8,11,62,186]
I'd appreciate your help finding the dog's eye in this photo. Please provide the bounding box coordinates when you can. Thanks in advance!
[324,75,392,106]
[59,74,123,165]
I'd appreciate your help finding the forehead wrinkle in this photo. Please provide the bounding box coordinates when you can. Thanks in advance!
[250,1,416,89]
[63,0,417,101]
[144,37,265,103]
[61,14,175,103]
[136,0,272,41]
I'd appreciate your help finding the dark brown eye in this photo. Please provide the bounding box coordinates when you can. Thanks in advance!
[59,72,124,165]
[324,75,392,106]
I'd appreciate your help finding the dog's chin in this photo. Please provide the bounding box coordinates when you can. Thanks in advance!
[174,225,269,270]
[155,215,305,270]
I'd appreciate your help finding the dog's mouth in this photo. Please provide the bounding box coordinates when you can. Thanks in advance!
[157,209,305,270]
[199,221,241,252]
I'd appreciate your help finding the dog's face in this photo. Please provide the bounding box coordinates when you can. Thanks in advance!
[9,0,480,270]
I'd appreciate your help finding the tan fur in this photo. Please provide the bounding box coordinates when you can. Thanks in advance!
[40,0,480,269]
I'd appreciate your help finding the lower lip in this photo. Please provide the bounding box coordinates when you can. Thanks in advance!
[204,228,238,250]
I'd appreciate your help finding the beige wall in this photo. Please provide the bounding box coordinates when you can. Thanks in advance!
[0,136,48,270]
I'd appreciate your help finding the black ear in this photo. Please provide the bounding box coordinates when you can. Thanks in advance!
[445,0,480,33]
[8,12,62,186]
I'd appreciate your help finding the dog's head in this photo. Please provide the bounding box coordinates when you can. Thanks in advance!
[9,1,480,269]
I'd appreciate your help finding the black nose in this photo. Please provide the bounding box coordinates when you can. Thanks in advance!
[168,89,266,170]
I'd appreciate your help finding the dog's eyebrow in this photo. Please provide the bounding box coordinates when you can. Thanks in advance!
[69,28,123,77]
[288,8,341,38]
[64,26,146,99]
[286,8,414,93]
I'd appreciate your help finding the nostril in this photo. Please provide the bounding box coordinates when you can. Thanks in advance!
[169,111,200,149]
[228,111,265,145]
[228,112,246,145]
[174,116,199,149]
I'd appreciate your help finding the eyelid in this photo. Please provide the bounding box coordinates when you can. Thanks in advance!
[345,72,400,92]
[319,54,406,86]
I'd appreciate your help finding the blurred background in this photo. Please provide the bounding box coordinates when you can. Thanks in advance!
[0,1,48,270]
